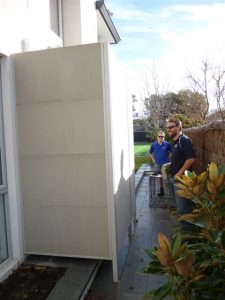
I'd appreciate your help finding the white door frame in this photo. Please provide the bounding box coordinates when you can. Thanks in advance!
[0,56,24,281]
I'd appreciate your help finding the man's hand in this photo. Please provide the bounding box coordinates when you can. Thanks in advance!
[175,158,196,179]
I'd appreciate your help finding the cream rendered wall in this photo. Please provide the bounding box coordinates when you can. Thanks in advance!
[80,0,98,44]
[14,44,110,258]
[104,45,135,253]
[61,0,82,46]
[62,0,98,46]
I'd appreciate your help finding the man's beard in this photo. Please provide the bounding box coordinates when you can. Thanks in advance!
[169,131,177,139]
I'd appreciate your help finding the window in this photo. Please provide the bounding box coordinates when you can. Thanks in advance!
[0,195,8,263]
[0,150,2,186]
[0,64,9,264]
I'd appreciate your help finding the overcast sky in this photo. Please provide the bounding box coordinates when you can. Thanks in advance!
[106,0,225,111]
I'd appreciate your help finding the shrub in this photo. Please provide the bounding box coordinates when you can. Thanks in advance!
[140,162,225,300]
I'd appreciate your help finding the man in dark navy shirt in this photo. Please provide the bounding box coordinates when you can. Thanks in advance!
[166,117,196,228]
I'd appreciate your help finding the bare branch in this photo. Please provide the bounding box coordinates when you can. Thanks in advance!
[212,68,225,120]
[186,59,210,119]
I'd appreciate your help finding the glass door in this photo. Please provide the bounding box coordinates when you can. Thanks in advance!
[0,64,9,264]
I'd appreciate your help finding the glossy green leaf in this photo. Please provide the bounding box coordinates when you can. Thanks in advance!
[218,163,225,175]
[217,189,225,198]
[216,205,225,216]
[187,218,208,229]
[186,170,193,178]
[139,260,165,275]
[152,283,172,300]
[144,248,156,259]
[203,244,220,255]
[217,293,225,300]
[171,232,182,256]
[199,259,213,268]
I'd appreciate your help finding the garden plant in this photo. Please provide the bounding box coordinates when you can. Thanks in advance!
[140,162,225,300]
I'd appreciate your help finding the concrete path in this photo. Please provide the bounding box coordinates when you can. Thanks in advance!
[87,168,174,300]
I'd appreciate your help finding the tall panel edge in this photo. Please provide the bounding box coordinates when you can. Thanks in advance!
[100,43,118,282]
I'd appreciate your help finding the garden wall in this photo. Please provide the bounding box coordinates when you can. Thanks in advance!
[184,121,225,173]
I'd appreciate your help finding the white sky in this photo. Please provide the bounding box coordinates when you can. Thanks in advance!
[106,0,225,113]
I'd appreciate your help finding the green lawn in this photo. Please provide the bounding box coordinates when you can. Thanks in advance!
[134,144,150,156]
[134,143,152,172]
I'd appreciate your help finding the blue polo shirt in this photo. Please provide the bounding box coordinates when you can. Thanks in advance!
[149,141,171,165]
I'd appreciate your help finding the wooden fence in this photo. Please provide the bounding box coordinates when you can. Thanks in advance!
[184,121,225,173]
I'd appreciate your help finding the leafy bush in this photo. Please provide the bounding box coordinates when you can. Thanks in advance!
[140,162,225,299]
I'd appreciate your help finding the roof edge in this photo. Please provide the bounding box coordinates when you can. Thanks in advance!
[96,0,121,44]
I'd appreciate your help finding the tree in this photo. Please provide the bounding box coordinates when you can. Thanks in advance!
[169,90,207,121]
[142,89,206,132]
[186,59,210,119]
[132,94,139,119]
[212,68,225,120]
[171,113,204,128]
[143,94,168,131]
[187,59,225,121]
[141,64,170,135]
[141,63,208,133]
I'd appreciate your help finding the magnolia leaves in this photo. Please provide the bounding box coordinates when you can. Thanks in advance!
[173,162,225,230]
[175,162,225,201]
[140,162,225,300]
[155,233,202,281]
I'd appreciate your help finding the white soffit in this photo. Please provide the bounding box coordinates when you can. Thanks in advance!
[96,1,120,44]
[97,10,114,43]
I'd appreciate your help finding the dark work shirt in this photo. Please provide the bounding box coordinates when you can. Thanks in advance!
[170,134,195,177]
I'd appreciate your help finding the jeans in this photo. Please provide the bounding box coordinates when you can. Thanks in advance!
[170,177,193,230]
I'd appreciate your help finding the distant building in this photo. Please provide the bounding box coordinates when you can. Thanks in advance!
[133,121,148,142]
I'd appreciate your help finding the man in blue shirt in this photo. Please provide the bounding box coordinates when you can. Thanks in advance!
[149,131,172,196]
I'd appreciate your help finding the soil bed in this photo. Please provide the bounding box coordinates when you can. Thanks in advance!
[0,264,65,300]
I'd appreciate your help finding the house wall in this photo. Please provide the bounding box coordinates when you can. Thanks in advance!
[0,0,122,283]
[105,46,135,253]
[0,0,62,55]
[62,0,98,46]
[62,0,82,46]
[14,44,110,258]
[80,0,98,44]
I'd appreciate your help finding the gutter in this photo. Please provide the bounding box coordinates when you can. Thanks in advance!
[96,0,121,44]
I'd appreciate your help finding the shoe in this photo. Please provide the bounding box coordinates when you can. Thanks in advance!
[152,171,162,176]
[160,203,167,209]
[157,191,164,196]
[157,188,164,196]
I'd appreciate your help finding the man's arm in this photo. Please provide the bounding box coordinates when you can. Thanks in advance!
[174,158,196,178]
[149,153,155,164]
[149,143,155,164]
[168,143,172,161]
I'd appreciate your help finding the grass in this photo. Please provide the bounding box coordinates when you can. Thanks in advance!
[134,143,152,172]
[134,144,150,156]
[135,156,150,172]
